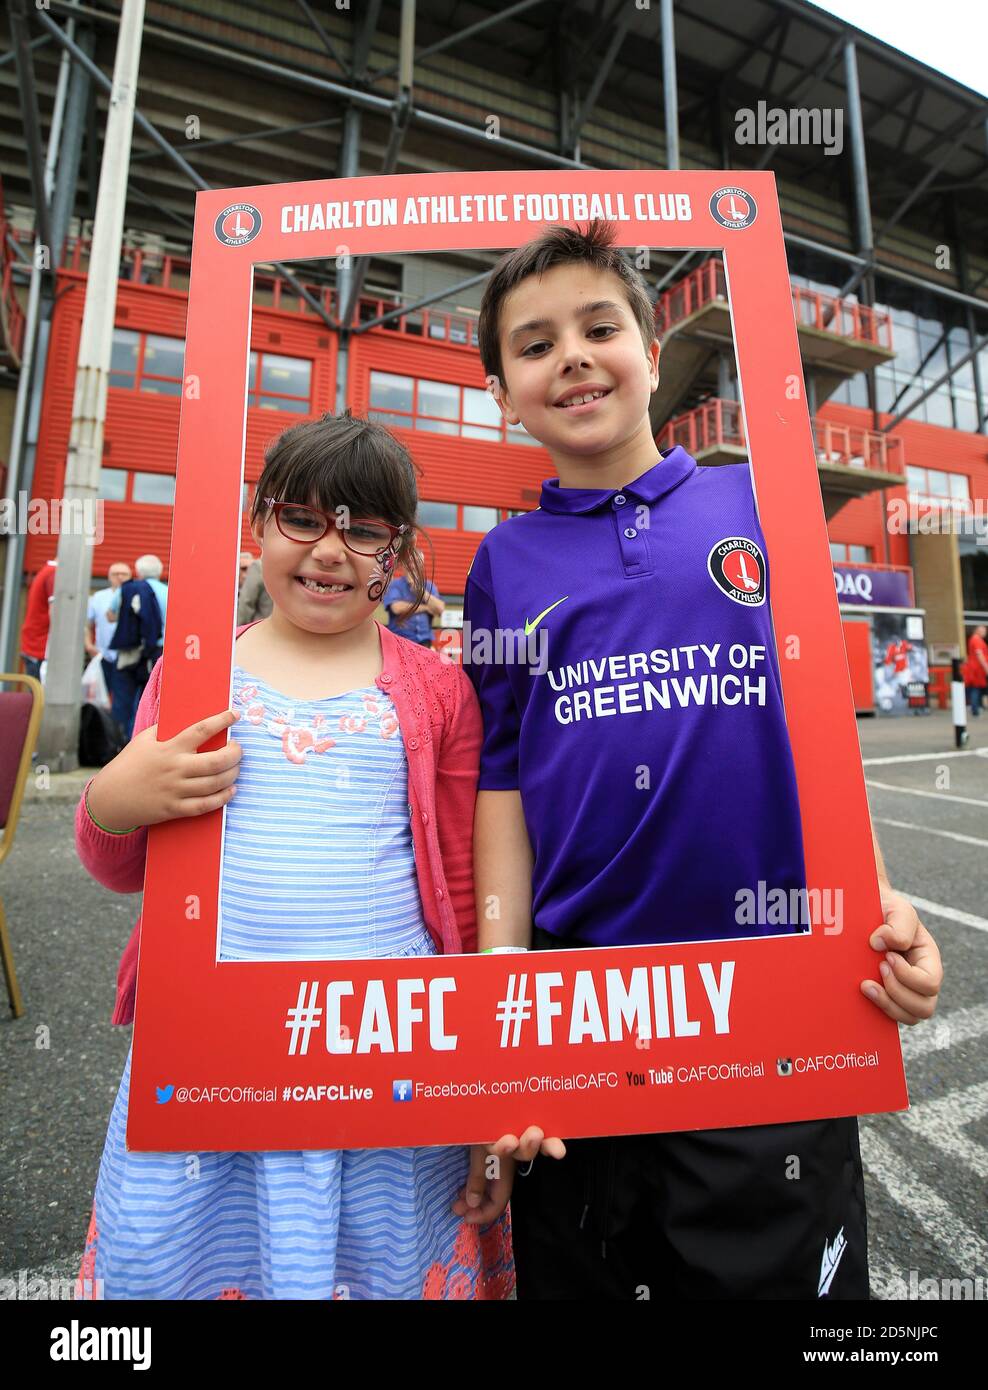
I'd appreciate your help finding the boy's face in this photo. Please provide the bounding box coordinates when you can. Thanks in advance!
[494,264,660,468]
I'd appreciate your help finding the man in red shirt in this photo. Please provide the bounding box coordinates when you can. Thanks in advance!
[19,560,57,679]
[964,623,988,717]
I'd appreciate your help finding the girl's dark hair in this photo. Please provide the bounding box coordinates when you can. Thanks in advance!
[478,219,657,390]
[250,409,427,613]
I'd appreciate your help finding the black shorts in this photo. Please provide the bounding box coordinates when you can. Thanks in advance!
[509,929,870,1301]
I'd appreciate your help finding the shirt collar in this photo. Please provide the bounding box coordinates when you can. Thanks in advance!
[538,445,697,515]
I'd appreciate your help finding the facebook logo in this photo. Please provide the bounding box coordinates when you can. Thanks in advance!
[392,1080,413,1103]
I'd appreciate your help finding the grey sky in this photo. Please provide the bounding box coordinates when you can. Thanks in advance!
[814,1,988,97]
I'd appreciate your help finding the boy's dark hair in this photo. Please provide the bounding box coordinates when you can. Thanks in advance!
[478,219,657,391]
[250,409,427,612]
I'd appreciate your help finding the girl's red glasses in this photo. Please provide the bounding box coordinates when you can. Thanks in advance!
[263,498,407,556]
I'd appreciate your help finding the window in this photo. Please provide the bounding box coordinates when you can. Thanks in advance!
[830,542,874,564]
[830,374,869,408]
[462,386,501,443]
[907,465,970,507]
[141,334,186,394]
[417,502,520,531]
[94,470,177,504]
[132,472,176,505]
[109,329,185,394]
[369,370,543,447]
[462,506,499,533]
[97,468,128,501]
[417,501,458,528]
[109,330,139,388]
[874,297,986,434]
[416,378,459,435]
[248,352,312,412]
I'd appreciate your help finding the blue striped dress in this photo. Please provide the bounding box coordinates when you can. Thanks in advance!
[80,667,514,1300]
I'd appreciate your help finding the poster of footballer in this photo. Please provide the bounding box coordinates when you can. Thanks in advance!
[124,168,911,1151]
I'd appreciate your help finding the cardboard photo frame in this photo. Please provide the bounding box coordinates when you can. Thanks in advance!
[128,169,906,1150]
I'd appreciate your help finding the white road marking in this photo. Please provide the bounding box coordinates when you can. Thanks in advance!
[896,1081,988,1180]
[866,779,988,808]
[873,816,988,850]
[862,749,988,767]
[900,1003,988,1061]
[903,895,988,936]
[859,1126,988,1273]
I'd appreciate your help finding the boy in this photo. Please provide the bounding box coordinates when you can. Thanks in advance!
[453,220,943,1299]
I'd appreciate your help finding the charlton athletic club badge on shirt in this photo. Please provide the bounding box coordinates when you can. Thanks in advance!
[707,536,766,606]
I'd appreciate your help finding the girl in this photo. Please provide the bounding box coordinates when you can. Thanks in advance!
[75,410,514,1300]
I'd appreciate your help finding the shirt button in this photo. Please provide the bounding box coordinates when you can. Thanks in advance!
[613,494,626,507]
[380,673,393,684]
[435,888,444,901]
[420,810,429,825]
[408,737,419,750]
[624,527,637,539]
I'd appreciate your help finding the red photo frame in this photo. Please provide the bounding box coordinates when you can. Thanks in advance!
[127,169,906,1150]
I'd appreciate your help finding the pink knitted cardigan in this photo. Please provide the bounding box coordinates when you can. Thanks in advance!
[75,621,482,1025]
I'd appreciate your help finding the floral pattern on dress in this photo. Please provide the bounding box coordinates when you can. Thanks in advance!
[420,1211,515,1301]
[76,1203,99,1299]
[231,675,401,763]
[77,1202,514,1301]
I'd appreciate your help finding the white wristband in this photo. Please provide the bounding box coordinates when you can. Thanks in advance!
[482,945,529,954]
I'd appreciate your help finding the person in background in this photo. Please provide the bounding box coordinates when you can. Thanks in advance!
[237,554,272,624]
[383,551,444,646]
[238,551,254,590]
[134,555,167,658]
[19,559,57,679]
[108,575,163,740]
[964,623,988,717]
[85,562,132,723]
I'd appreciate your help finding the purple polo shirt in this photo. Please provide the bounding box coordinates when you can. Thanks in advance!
[462,446,807,947]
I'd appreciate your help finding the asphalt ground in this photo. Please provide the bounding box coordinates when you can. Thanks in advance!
[1,708,986,1301]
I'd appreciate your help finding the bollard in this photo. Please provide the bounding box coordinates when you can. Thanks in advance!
[951,657,968,749]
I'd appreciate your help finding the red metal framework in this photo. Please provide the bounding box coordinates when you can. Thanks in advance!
[654,257,893,350]
[59,235,482,346]
[658,395,744,455]
[813,418,905,475]
[654,259,727,336]
[659,397,906,477]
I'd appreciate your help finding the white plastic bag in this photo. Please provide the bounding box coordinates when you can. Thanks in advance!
[82,654,110,709]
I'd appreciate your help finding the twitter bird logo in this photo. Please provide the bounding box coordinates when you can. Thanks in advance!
[156,1084,174,1104]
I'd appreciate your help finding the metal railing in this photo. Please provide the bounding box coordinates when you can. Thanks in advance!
[658,397,906,476]
[654,257,893,350]
[658,396,744,454]
[813,418,905,474]
[654,259,727,337]
[55,234,481,342]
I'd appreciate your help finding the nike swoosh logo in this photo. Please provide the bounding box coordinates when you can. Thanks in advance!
[818,1228,847,1297]
[524,596,569,636]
